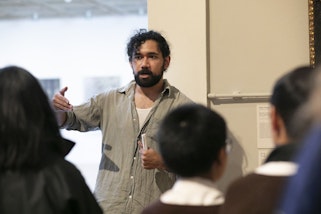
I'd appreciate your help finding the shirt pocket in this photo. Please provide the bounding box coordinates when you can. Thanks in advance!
[145,117,162,151]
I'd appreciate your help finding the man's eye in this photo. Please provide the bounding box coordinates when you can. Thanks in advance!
[134,55,143,60]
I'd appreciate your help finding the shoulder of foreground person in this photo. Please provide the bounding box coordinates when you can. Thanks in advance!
[43,158,103,214]
[220,172,289,214]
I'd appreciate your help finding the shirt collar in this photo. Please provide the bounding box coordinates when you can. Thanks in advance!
[255,161,298,176]
[160,177,224,206]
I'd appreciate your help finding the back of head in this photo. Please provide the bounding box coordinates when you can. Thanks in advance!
[270,66,315,139]
[157,104,227,177]
[291,65,321,141]
[0,66,62,171]
[126,29,170,61]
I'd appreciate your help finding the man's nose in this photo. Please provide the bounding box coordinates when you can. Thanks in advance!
[141,57,149,67]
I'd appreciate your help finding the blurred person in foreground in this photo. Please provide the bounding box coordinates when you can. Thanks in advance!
[142,103,229,214]
[276,65,321,214]
[220,65,315,214]
[0,66,102,214]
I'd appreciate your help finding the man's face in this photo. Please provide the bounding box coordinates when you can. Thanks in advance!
[130,40,170,87]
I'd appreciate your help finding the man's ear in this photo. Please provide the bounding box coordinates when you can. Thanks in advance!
[270,106,278,133]
[212,148,228,181]
[270,105,287,145]
[164,56,170,71]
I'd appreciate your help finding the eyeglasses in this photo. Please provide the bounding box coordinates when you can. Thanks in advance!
[225,138,232,154]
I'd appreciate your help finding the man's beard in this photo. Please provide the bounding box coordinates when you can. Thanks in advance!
[134,69,164,87]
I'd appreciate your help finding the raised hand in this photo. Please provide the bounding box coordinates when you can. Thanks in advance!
[52,86,73,111]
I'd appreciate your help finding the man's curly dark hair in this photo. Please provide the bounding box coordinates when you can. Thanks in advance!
[126,29,170,61]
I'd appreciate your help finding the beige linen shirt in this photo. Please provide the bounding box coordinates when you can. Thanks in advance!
[63,79,192,214]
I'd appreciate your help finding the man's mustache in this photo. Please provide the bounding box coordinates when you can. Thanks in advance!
[138,69,152,75]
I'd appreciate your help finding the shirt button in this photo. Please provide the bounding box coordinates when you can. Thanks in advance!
[130,176,134,179]
[133,157,136,160]
[129,195,132,199]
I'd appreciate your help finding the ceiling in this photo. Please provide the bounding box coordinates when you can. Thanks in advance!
[0,0,147,20]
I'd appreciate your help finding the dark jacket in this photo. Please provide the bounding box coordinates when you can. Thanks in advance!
[0,139,103,214]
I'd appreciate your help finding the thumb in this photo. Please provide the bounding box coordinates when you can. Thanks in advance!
[59,86,68,96]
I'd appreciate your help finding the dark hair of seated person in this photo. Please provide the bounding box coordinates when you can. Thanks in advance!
[157,103,227,177]
[0,66,74,171]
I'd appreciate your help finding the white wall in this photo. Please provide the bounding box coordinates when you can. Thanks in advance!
[0,15,147,191]
[0,16,147,92]
[148,0,208,105]
[148,0,310,193]
[209,0,309,192]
